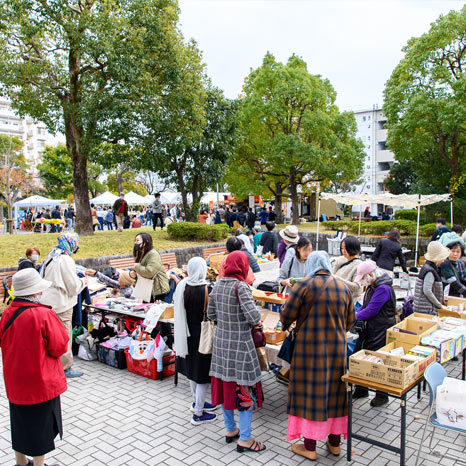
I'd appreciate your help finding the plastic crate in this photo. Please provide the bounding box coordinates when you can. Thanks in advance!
[96,343,128,369]
[124,350,175,380]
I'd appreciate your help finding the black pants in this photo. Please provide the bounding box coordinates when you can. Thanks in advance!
[152,213,164,229]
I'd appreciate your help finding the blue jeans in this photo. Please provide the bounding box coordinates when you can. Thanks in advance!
[98,217,104,230]
[222,405,253,442]
[106,220,113,230]
[67,218,73,230]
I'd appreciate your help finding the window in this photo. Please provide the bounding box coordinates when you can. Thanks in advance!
[363,116,366,122]
[367,145,371,149]
[368,115,371,121]
[368,124,371,128]
[367,136,371,141]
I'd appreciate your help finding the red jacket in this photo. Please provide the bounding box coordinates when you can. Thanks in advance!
[0,300,68,405]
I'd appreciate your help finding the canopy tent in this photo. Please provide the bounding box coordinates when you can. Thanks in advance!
[124,191,150,205]
[14,195,65,208]
[145,192,182,205]
[317,192,452,265]
[90,191,119,205]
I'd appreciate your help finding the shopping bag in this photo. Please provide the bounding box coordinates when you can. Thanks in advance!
[132,273,154,302]
[129,332,154,360]
[198,286,215,354]
[436,377,466,429]
[256,346,269,371]
[76,331,97,361]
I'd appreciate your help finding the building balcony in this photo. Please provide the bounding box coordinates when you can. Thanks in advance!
[376,149,394,163]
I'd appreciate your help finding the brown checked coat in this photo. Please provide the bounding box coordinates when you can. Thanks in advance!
[280,271,355,422]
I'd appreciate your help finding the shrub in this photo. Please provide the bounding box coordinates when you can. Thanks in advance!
[395,209,426,223]
[167,222,229,242]
[419,223,438,237]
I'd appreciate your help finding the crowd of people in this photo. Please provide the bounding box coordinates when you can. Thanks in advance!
[2,215,466,465]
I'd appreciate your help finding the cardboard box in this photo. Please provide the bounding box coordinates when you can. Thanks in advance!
[260,310,286,345]
[349,349,419,389]
[160,305,174,320]
[386,318,438,346]
[377,342,436,377]
[408,313,436,321]
[444,296,466,309]
[421,330,455,363]
[265,330,286,345]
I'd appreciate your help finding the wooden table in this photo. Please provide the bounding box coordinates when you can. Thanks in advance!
[342,373,423,466]
[252,291,288,307]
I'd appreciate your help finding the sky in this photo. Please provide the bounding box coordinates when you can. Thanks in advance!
[178,0,466,111]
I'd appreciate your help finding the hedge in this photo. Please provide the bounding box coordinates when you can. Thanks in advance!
[395,209,426,223]
[167,222,229,241]
[324,220,423,236]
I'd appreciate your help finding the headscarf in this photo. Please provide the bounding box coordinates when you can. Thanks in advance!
[173,257,209,358]
[237,234,254,255]
[306,251,332,277]
[40,233,80,277]
[224,250,249,282]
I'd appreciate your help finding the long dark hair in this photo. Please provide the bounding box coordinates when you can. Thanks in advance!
[133,233,154,263]
[387,228,401,243]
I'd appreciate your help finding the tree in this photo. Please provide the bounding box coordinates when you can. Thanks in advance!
[228,53,365,224]
[0,135,33,233]
[0,0,182,234]
[384,6,466,197]
[107,171,147,196]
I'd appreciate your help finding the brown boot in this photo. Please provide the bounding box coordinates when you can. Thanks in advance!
[326,439,341,456]
[291,443,317,461]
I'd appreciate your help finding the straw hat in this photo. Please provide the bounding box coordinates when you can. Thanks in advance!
[425,241,450,262]
[279,225,299,244]
[12,269,52,297]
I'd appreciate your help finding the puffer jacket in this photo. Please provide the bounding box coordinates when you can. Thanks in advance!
[134,249,170,297]
[413,261,443,315]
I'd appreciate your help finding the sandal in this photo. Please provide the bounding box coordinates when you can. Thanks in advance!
[225,429,240,443]
[237,440,266,453]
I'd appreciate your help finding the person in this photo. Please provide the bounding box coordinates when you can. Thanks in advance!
[281,251,355,461]
[199,210,208,224]
[17,247,41,272]
[439,224,466,249]
[152,193,164,230]
[332,236,364,303]
[237,208,246,227]
[86,268,135,298]
[105,208,114,230]
[278,225,300,266]
[259,221,278,257]
[207,251,266,453]
[268,207,276,222]
[363,206,370,218]
[51,205,62,233]
[113,194,129,232]
[246,208,256,231]
[128,233,170,301]
[96,207,105,231]
[39,233,86,378]
[353,260,397,406]
[0,269,68,466]
[371,228,408,276]
[439,241,466,297]
[214,211,222,225]
[64,207,74,231]
[225,207,232,227]
[235,232,260,273]
[174,257,217,425]
[90,203,99,231]
[413,241,450,315]
[258,207,269,225]
[42,209,51,233]
[253,226,263,253]
[145,206,153,226]
[278,236,312,294]
[431,218,450,241]
[230,208,239,226]
[236,230,254,255]
[218,237,256,285]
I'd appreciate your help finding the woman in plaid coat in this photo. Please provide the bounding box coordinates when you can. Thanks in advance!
[280,251,355,461]
[207,251,266,454]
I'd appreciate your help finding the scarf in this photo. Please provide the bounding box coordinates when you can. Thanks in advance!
[173,257,208,358]
[237,234,254,255]
[306,251,332,277]
[40,233,79,277]
[224,250,249,282]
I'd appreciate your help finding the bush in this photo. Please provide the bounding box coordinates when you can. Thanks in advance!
[395,209,426,223]
[167,222,229,241]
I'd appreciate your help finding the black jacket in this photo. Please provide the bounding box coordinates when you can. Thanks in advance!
[371,238,407,273]
[259,231,278,255]
[431,225,450,242]
[51,208,62,219]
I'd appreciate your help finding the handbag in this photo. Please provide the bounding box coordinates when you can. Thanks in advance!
[198,286,215,355]
[256,346,269,371]
[277,276,332,364]
[132,273,155,302]
[129,332,154,360]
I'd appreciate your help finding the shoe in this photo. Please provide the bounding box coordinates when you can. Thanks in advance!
[291,443,316,461]
[191,402,217,412]
[64,369,83,378]
[326,439,341,456]
[15,460,33,466]
[237,440,266,453]
[370,395,389,407]
[225,429,240,443]
[191,412,217,425]
[352,387,369,399]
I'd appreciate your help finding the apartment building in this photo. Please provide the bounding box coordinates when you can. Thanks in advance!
[0,98,62,177]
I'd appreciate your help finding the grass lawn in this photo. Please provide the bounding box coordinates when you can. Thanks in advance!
[0,227,224,269]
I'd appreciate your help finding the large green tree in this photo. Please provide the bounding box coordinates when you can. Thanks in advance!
[384,6,466,197]
[228,53,364,224]
[0,0,182,234]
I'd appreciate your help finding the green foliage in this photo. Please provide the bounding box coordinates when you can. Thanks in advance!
[384,160,418,195]
[383,6,466,195]
[324,220,425,236]
[394,209,426,223]
[167,222,229,241]
[419,223,438,236]
[107,171,147,197]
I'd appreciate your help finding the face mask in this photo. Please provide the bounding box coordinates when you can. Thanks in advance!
[359,277,370,287]
[134,243,142,251]
[30,254,39,262]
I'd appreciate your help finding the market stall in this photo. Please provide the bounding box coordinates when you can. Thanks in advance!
[13,195,66,230]
[90,191,119,205]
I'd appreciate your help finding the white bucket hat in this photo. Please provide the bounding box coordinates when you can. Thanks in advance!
[12,269,52,297]
[279,225,299,244]
[424,241,450,262]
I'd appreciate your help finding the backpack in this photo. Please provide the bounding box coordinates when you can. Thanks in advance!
[106,211,114,222]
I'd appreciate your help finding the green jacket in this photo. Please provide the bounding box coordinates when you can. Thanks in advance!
[134,249,170,298]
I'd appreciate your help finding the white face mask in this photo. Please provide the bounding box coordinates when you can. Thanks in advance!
[30,254,39,262]
[359,274,373,287]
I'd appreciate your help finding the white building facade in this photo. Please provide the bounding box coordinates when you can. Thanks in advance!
[0,98,63,177]
[352,105,395,215]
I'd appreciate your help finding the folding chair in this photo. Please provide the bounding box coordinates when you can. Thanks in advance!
[415,362,466,466]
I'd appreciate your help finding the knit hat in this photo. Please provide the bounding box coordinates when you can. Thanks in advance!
[355,260,377,282]
[425,241,450,262]
[12,269,52,296]
[279,225,299,244]
[119,270,136,288]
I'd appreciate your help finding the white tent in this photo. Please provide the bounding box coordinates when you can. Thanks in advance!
[317,192,451,265]
[90,191,119,205]
[146,192,183,204]
[125,191,150,205]
[14,195,65,208]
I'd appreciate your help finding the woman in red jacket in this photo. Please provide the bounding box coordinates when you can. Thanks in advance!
[0,269,68,466]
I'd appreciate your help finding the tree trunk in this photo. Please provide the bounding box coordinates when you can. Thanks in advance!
[6,199,13,234]
[176,169,193,221]
[289,168,300,225]
[275,182,284,224]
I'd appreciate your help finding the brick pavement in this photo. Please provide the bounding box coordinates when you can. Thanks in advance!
[0,354,465,466]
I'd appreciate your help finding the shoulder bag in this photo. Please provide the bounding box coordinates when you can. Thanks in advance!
[277,276,332,364]
[198,286,215,354]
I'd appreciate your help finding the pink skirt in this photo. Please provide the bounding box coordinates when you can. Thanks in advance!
[287,415,348,441]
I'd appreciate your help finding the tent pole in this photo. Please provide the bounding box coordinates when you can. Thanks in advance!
[358,205,362,238]
[415,194,421,267]
[450,199,453,226]
[316,191,321,251]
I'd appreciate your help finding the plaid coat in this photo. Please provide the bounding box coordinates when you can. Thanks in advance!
[280,271,355,422]
[207,277,262,386]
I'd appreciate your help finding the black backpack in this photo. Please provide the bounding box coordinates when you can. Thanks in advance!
[257,281,279,293]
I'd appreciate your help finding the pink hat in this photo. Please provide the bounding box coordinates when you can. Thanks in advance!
[355,260,377,282]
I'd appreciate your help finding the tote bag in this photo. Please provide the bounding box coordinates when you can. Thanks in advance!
[199,286,216,354]
[132,273,154,302]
